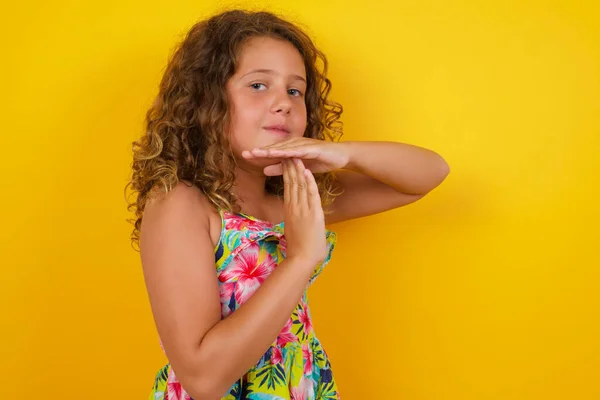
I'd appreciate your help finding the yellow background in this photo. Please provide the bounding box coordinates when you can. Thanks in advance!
[2,0,599,399]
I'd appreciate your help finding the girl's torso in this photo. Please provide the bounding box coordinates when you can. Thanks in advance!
[149,205,340,400]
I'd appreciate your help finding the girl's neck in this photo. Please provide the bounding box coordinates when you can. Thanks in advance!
[234,166,267,200]
[233,166,283,222]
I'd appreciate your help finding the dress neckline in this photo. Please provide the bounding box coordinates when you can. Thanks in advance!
[227,211,285,227]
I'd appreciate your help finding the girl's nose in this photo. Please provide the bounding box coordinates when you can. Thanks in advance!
[271,92,292,114]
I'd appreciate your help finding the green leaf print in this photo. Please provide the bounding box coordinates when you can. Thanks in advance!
[313,347,325,365]
[152,364,169,391]
[316,381,338,400]
[255,362,286,390]
[244,378,255,397]
[293,320,306,340]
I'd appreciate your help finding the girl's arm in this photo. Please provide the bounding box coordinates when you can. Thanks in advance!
[325,141,450,224]
[242,139,450,225]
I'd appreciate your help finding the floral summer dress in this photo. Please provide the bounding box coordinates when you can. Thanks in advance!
[149,209,340,400]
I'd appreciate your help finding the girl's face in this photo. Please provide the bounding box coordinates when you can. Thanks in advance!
[226,36,308,168]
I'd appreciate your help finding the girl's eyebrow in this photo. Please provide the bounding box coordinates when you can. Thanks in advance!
[241,68,306,83]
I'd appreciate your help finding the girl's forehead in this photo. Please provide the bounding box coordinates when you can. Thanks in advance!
[236,37,306,77]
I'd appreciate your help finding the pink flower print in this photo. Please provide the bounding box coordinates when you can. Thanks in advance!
[167,368,192,400]
[218,243,276,305]
[278,237,287,255]
[225,213,270,232]
[219,281,236,317]
[277,318,298,347]
[297,302,313,336]
[239,235,253,246]
[271,346,283,364]
[290,376,312,400]
[302,343,313,375]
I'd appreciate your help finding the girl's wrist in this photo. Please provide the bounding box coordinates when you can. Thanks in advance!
[339,141,358,171]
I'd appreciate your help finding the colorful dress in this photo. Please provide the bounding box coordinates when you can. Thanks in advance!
[149,209,340,400]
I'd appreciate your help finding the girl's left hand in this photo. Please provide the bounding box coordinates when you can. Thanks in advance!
[241,138,350,176]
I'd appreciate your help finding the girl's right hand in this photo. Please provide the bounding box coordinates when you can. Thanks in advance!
[282,158,327,268]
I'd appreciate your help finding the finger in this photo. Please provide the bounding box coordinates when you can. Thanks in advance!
[287,158,299,207]
[248,144,290,157]
[257,138,299,150]
[263,163,283,176]
[250,139,305,155]
[241,150,254,159]
[294,158,308,209]
[263,148,309,158]
[250,147,302,158]
[282,159,291,205]
[264,143,308,154]
[250,147,269,156]
[304,168,322,211]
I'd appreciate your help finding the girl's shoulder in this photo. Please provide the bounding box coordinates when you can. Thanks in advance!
[144,181,222,249]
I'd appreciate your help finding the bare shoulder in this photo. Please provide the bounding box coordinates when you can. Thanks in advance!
[141,181,221,249]
[143,181,211,225]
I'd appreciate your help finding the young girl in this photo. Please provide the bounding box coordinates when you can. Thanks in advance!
[128,9,449,400]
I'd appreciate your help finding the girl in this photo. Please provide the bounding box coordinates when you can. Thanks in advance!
[128,9,449,400]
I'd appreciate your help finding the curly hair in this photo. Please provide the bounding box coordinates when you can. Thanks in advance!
[126,9,344,249]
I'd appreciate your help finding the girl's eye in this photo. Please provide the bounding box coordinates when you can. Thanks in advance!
[250,83,267,90]
[250,83,303,97]
[288,88,303,97]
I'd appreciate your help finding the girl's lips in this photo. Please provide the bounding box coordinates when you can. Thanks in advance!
[264,127,289,134]
[263,124,290,133]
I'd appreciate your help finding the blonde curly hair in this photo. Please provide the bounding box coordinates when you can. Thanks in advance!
[126,9,344,250]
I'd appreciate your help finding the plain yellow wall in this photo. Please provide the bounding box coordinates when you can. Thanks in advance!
[2,0,599,399]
